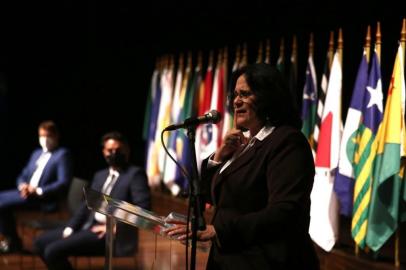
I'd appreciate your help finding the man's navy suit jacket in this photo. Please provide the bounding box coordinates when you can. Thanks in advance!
[67,165,151,256]
[16,147,73,210]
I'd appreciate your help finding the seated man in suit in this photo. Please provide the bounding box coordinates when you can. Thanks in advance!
[34,131,151,270]
[0,120,73,253]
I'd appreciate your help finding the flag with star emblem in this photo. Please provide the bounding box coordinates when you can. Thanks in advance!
[301,54,318,153]
[335,51,369,217]
[365,45,406,251]
[351,50,383,248]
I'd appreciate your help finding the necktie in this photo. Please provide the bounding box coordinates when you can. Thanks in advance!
[82,172,117,230]
[102,173,117,195]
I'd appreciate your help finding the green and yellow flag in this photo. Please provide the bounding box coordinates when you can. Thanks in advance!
[366,44,406,251]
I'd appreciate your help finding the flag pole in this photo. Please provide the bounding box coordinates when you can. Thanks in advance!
[223,45,228,76]
[291,35,298,63]
[376,22,381,62]
[240,43,248,68]
[197,51,203,71]
[309,33,314,58]
[365,25,371,63]
[256,41,263,63]
[265,38,271,64]
[233,45,240,71]
[280,37,285,58]
[328,31,335,69]
[337,29,343,65]
[209,50,214,70]
[291,35,298,73]
[278,37,285,69]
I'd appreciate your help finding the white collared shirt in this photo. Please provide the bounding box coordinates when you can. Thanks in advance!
[209,125,275,174]
[29,151,52,188]
[94,168,120,223]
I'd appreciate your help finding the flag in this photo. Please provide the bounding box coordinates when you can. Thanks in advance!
[203,54,225,157]
[351,51,383,248]
[175,63,201,192]
[145,69,162,187]
[163,62,184,195]
[335,51,369,217]
[313,51,331,156]
[148,65,175,187]
[211,56,226,146]
[142,72,154,142]
[309,51,342,252]
[221,54,232,140]
[301,55,318,152]
[366,45,406,251]
[195,62,214,169]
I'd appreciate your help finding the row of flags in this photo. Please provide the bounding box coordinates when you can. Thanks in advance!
[305,24,406,254]
[143,22,406,254]
[143,51,232,196]
[143,41,299,196]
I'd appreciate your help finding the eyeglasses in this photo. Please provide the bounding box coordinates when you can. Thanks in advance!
[232,90,253,101]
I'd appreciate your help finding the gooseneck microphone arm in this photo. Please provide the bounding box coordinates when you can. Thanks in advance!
[163,110,221,131]
[186,125,205,270]
[162,109,221,270]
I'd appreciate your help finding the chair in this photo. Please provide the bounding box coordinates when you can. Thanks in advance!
[18,177,89,269]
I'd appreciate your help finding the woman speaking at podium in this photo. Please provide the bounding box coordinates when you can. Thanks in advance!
[165,63,319,270]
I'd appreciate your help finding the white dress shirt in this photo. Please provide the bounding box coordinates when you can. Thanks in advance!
[94,169,119,223]
[208,125,275,173]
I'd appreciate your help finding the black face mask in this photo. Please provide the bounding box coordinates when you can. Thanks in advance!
[105,152,127,167]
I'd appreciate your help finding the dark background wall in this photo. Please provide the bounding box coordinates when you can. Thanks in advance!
[0,0,404,187]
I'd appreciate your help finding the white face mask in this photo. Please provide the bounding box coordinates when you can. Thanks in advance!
[39,136,53,152]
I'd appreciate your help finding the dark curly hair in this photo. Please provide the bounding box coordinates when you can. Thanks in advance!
[229,63,301,129]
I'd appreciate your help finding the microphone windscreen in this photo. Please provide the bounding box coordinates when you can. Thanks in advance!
[209,110,222,124]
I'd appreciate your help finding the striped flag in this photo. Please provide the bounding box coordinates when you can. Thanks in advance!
[366,45,406,251]
[351,50,383,248]
[309,51,342,252]
[145,64,175,187]
[221,54,232,140]
[301,55,318,153]
[145,69,163,187]
[313,52,331,156]
[205,54,225,154]
[142,70,154,142]
[195,62,214,168]
[163,62,184,195]
[335,51,369,217]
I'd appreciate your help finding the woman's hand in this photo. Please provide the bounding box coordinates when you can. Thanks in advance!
[91,224,107,239]
[213,128,247,162]
[90,224,117,239]
[163,224,216,242]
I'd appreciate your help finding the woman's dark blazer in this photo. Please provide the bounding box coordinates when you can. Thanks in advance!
[201,125,319,270]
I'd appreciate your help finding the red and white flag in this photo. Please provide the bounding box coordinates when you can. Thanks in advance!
[309,51,342,251]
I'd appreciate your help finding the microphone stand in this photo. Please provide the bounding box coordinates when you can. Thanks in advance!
[186,125,206,270]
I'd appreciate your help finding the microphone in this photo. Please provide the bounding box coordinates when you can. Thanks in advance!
[164,110,222,131]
